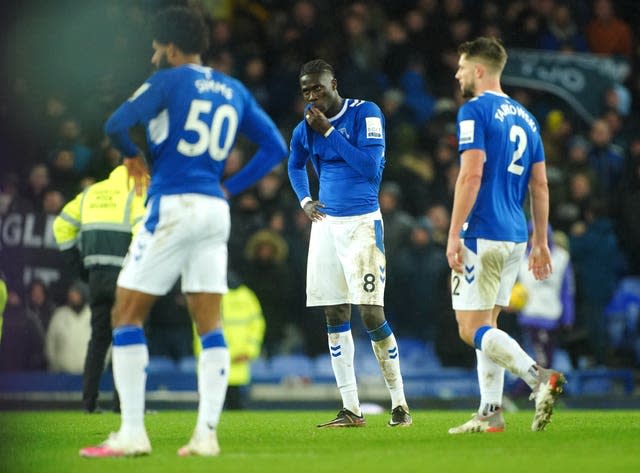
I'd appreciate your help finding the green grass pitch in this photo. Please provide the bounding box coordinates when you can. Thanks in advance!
[1,410,639,473]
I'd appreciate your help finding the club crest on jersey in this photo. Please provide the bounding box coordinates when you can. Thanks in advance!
[365,117,383,139]
[338,128,350,139]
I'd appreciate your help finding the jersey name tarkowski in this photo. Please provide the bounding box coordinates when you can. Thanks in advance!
[457,91,544,242]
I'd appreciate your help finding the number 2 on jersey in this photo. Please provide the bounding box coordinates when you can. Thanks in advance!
[507,125,527,176]
[177,99,239,161]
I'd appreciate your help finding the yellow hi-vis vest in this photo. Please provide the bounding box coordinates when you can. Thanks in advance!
[52,166,146,269]
[194,284,265,386]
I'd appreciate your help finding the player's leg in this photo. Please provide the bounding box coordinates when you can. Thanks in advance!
[80,196,188,457]
[452,239,564,432]
[178,292,226,456]
[79,286,157,457]
[178,194,230,455]
[450,239,519,433]
[337,212,410,425]
[449,307,506,434]
[306,217,362,427]
[317,303,366,427]
[360,304,412,426]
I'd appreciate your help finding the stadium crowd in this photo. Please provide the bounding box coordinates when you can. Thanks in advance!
[1,0,640,374]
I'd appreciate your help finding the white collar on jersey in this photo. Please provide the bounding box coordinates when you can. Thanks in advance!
[328,99,350,122]
[483,90,509,98]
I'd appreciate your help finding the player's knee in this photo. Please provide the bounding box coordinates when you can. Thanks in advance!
[458,324,475,347]
[359,304,385,330]
[324,304,350,325]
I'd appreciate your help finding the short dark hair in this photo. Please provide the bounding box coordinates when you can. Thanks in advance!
[299,59,335,78]
[458,37,507,73]
[152,6,209,55]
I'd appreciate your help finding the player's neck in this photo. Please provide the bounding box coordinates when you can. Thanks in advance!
[173,54,202,67]
[325,97,344,118]
[476,78,503,96]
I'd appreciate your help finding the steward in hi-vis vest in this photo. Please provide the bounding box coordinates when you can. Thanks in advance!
[53,165,145,413]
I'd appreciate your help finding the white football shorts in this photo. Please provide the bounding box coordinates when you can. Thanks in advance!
[118,193,230,295]
[451,238,526,311]
[306,210,386,307]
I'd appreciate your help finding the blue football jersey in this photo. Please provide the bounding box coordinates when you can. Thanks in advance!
[288,99,386,217]
[457,91,545,242]
[105,64,286,200]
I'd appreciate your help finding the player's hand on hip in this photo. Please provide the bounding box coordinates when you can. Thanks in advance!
[303,201,326,222]
[124,156,150,196]
[305,107,331,135]
[528,244,553,280]
[446,235,464,273]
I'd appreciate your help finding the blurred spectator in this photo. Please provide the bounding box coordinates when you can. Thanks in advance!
[569,200,623,366]
[379,181,415,321]
[45,281,91,373]
[55,118,93,175]
[24,279,55,333]
[586,118,625,204]
[242,229,295,357]
[505,1,544,49]
[88,143,122,181]
[585,0,633,58]
[0,289,47,371]
[254,168,297,222]
[146,283,194,362]
[20,164,51,212]
[554,171,595,234]
[390,217,449,344]
[425,202,450,246]
[48,149,81,200]
[379,89,414,153]
[338,7,382,100]
[0,173,23,215]
[617,139,640,274]
[42,189,65,215]
[541,109,573,169]
[517,226,576,369]
[220,271,266,410]
[242,55,271,111]
[228,190,266,272]
[392,151,435,215]
[379,181,415,263]
[381,20,412,88]
[538,3,588,52]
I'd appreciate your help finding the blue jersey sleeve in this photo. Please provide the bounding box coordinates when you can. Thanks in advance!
[287,122,312,202]
[457,99,486,154]
[104,72,168,157]
[222,83,287,196]
[324,101,385,180]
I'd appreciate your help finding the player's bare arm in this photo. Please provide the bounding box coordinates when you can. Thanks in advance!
[446,149,484,273]
[528,161,552,280]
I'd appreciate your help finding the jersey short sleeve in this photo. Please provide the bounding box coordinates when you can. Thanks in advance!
[457,99,485,154]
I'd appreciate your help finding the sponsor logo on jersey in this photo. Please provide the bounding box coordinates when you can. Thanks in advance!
[459,120,475,144]
[365,116,383,139]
